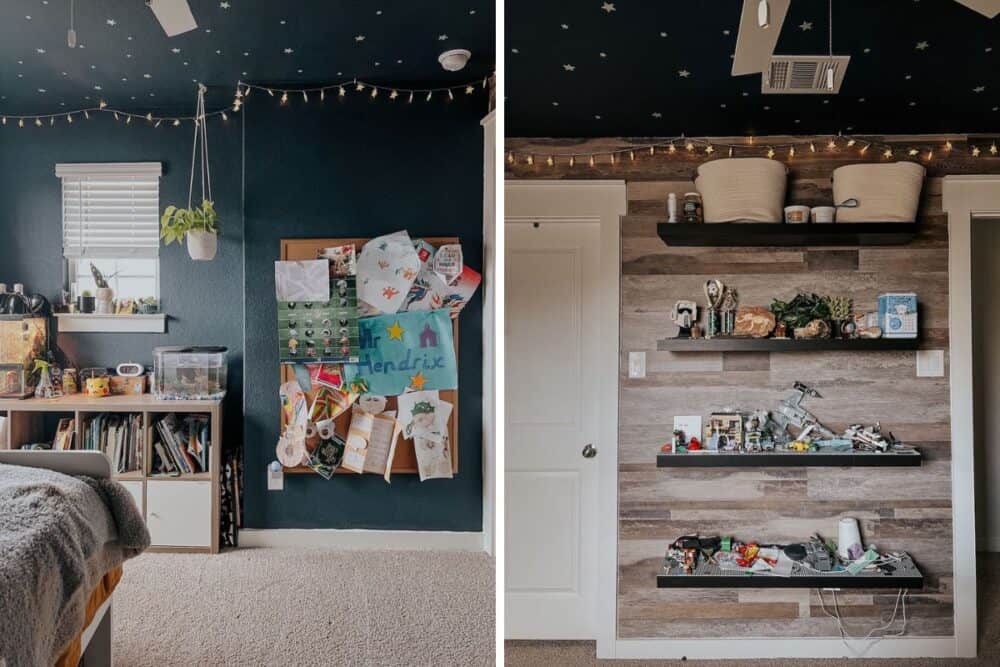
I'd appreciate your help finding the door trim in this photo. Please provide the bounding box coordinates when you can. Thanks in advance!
[505,180,625,649]
[943,175,1000,659]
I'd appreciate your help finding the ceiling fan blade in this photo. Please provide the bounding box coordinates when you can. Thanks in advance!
[952,0,1000,17]
[732,0,791,76]
[147,0,197,37]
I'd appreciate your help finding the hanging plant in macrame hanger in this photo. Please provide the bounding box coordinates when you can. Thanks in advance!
[160,84,220,261]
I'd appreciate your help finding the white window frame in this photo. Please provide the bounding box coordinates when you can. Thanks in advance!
[55,162,165,333]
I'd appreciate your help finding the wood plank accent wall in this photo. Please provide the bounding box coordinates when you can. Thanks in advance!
[507,135,1000,640]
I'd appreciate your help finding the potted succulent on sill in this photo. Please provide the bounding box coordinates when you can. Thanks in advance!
[90,263,116,314]
[138,296,159,314]
[78,290,96,314]
[160,199,219,261]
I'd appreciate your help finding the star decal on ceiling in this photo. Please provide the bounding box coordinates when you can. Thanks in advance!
[220,1,231,8]
[36,48,45,54]
[722,29,731,35]
[599,51,607,58]
[659,31,668,37]
[354,35,365,42]
[143,73,152,79]
[974,85,986,92]
[563,64,576,71]
[601,3,617,13]
[915,40,929,50]
[651,111,662,118]
[284,47,294,53]
[106,19,116,27]
[799,21,813,31]
[438,34,448,40]
[561,23,569,29]
[678,69,691,77]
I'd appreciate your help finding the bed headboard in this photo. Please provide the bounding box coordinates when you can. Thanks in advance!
[0,451,112,479]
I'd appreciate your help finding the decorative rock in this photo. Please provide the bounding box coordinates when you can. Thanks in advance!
[793,319,831,339]
[734,306,776,338]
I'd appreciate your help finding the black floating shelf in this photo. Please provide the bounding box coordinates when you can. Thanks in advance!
[657,222,918,247]
[657,555,924,589]
[657,337,919,352]
[657,450,921,468]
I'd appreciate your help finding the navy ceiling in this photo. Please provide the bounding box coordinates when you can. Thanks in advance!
[0,0,494,114]
[506,0,1000,137]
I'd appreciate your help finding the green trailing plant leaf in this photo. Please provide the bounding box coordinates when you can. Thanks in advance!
[160,200,220,245]
[770,293,831,329]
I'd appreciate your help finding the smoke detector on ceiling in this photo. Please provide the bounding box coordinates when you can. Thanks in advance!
[438,49,472,72]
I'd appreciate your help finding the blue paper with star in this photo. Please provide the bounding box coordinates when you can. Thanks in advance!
[343,310,457,396]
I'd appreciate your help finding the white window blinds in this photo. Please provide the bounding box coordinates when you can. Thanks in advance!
[56,162,162,259]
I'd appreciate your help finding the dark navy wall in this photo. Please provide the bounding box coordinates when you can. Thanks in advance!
[0,114,245,442]
[242,96,484,531]
[0,96,486,531]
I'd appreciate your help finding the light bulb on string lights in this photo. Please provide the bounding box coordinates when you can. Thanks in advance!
[426,91,433,102]
[991,143,998,156]
[66,114,73,124]
[447,89,454,101]
[973,146,982,157]
[685,140,695,152]
[546,155,554,167]
[945,140,953,152]
[705,145,714,155]
[173,119,181,127]
[809,142,816,152]
[371,87,378,99]
[99,100,107,109]
[883,147,893,159]
[34,118,42,127]
[355,82,365,92]
[320,89,325,101]
[859,143,869,155]
[302,91,308,102]
[788,146,795,158]
[408,92,414,103]
[667,144,675,154]
[569,155,576,167]
[280,91,288,104]
[766,147,775,159]
[846,138,856,147]
[610,153,617,165]
[18,119,24,128]
[50,117,55,126]
[339,86,346,98]
[629,150,635,161]
[926,149,933,161]
[827,138,836,150]
[507,152,514,165]
[389,90,398,100]
[526,155,534,166]
[728,146,734,157]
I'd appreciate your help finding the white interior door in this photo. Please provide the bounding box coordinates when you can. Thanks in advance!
[505,220,601,639]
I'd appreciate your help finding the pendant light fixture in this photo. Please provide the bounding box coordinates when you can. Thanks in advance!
[67,0,77,48]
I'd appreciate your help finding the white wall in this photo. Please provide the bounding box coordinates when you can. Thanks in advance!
[973,218,1000,551]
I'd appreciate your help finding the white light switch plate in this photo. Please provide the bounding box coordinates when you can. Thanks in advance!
[267,465,284,491]
[628,351,646,378]
[916,349,944,377]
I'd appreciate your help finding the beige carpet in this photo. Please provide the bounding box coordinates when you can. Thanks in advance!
[506,554,999,667]
[112,547,495,667]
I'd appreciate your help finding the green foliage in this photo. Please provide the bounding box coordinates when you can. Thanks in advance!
[825,295,853,321]
[769,293,832,329]
[81,290,93,297]
[160,200,220,246]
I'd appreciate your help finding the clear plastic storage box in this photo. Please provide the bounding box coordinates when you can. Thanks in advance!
[153,346,228,400]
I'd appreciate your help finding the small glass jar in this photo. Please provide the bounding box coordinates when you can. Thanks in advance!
[682,192,703,223]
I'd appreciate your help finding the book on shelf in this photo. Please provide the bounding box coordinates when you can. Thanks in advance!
[53,417,75,451]
[81,413,143,474]
[151,413,210,476]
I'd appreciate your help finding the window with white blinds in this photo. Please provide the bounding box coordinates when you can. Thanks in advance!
[56,162,162,259]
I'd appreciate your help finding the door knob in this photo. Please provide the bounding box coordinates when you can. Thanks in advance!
[582,444,597,458]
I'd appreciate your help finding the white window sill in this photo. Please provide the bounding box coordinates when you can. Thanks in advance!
[54,313,166,333]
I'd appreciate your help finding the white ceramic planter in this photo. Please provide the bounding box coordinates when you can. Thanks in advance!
[95,287,114,314]
[187,230,218,261]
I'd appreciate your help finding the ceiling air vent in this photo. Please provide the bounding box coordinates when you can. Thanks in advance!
[762,55,850,94]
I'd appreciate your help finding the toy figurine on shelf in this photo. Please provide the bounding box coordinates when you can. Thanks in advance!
[671,428,688,453]
[670,300,699,339]
[720,286,739,335]
[687,436,702,451]
[703,279,724,338]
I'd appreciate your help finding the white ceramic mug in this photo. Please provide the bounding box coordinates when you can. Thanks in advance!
[811,206,836,223]
[784,205,811,224]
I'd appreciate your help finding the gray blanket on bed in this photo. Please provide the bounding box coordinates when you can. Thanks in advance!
[0,464,150,667]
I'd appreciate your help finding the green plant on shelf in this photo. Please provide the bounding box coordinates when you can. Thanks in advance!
[770,293,831,329]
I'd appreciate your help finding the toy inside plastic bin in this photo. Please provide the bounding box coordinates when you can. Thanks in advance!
[153,346,228,400]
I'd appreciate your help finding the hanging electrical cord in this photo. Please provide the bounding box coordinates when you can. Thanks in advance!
[817,588,909,658]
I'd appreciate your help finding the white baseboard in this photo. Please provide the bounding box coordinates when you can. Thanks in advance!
[239,528,486,551]
[608,637,961,661]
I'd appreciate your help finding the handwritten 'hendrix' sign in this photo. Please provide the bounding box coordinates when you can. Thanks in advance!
[343,310,457,396]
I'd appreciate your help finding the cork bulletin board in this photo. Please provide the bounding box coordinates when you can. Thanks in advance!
[279,237,460,475]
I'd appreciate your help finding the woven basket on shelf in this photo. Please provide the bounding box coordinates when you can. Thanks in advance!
[695,158,788,223]
[832,162,925,222]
